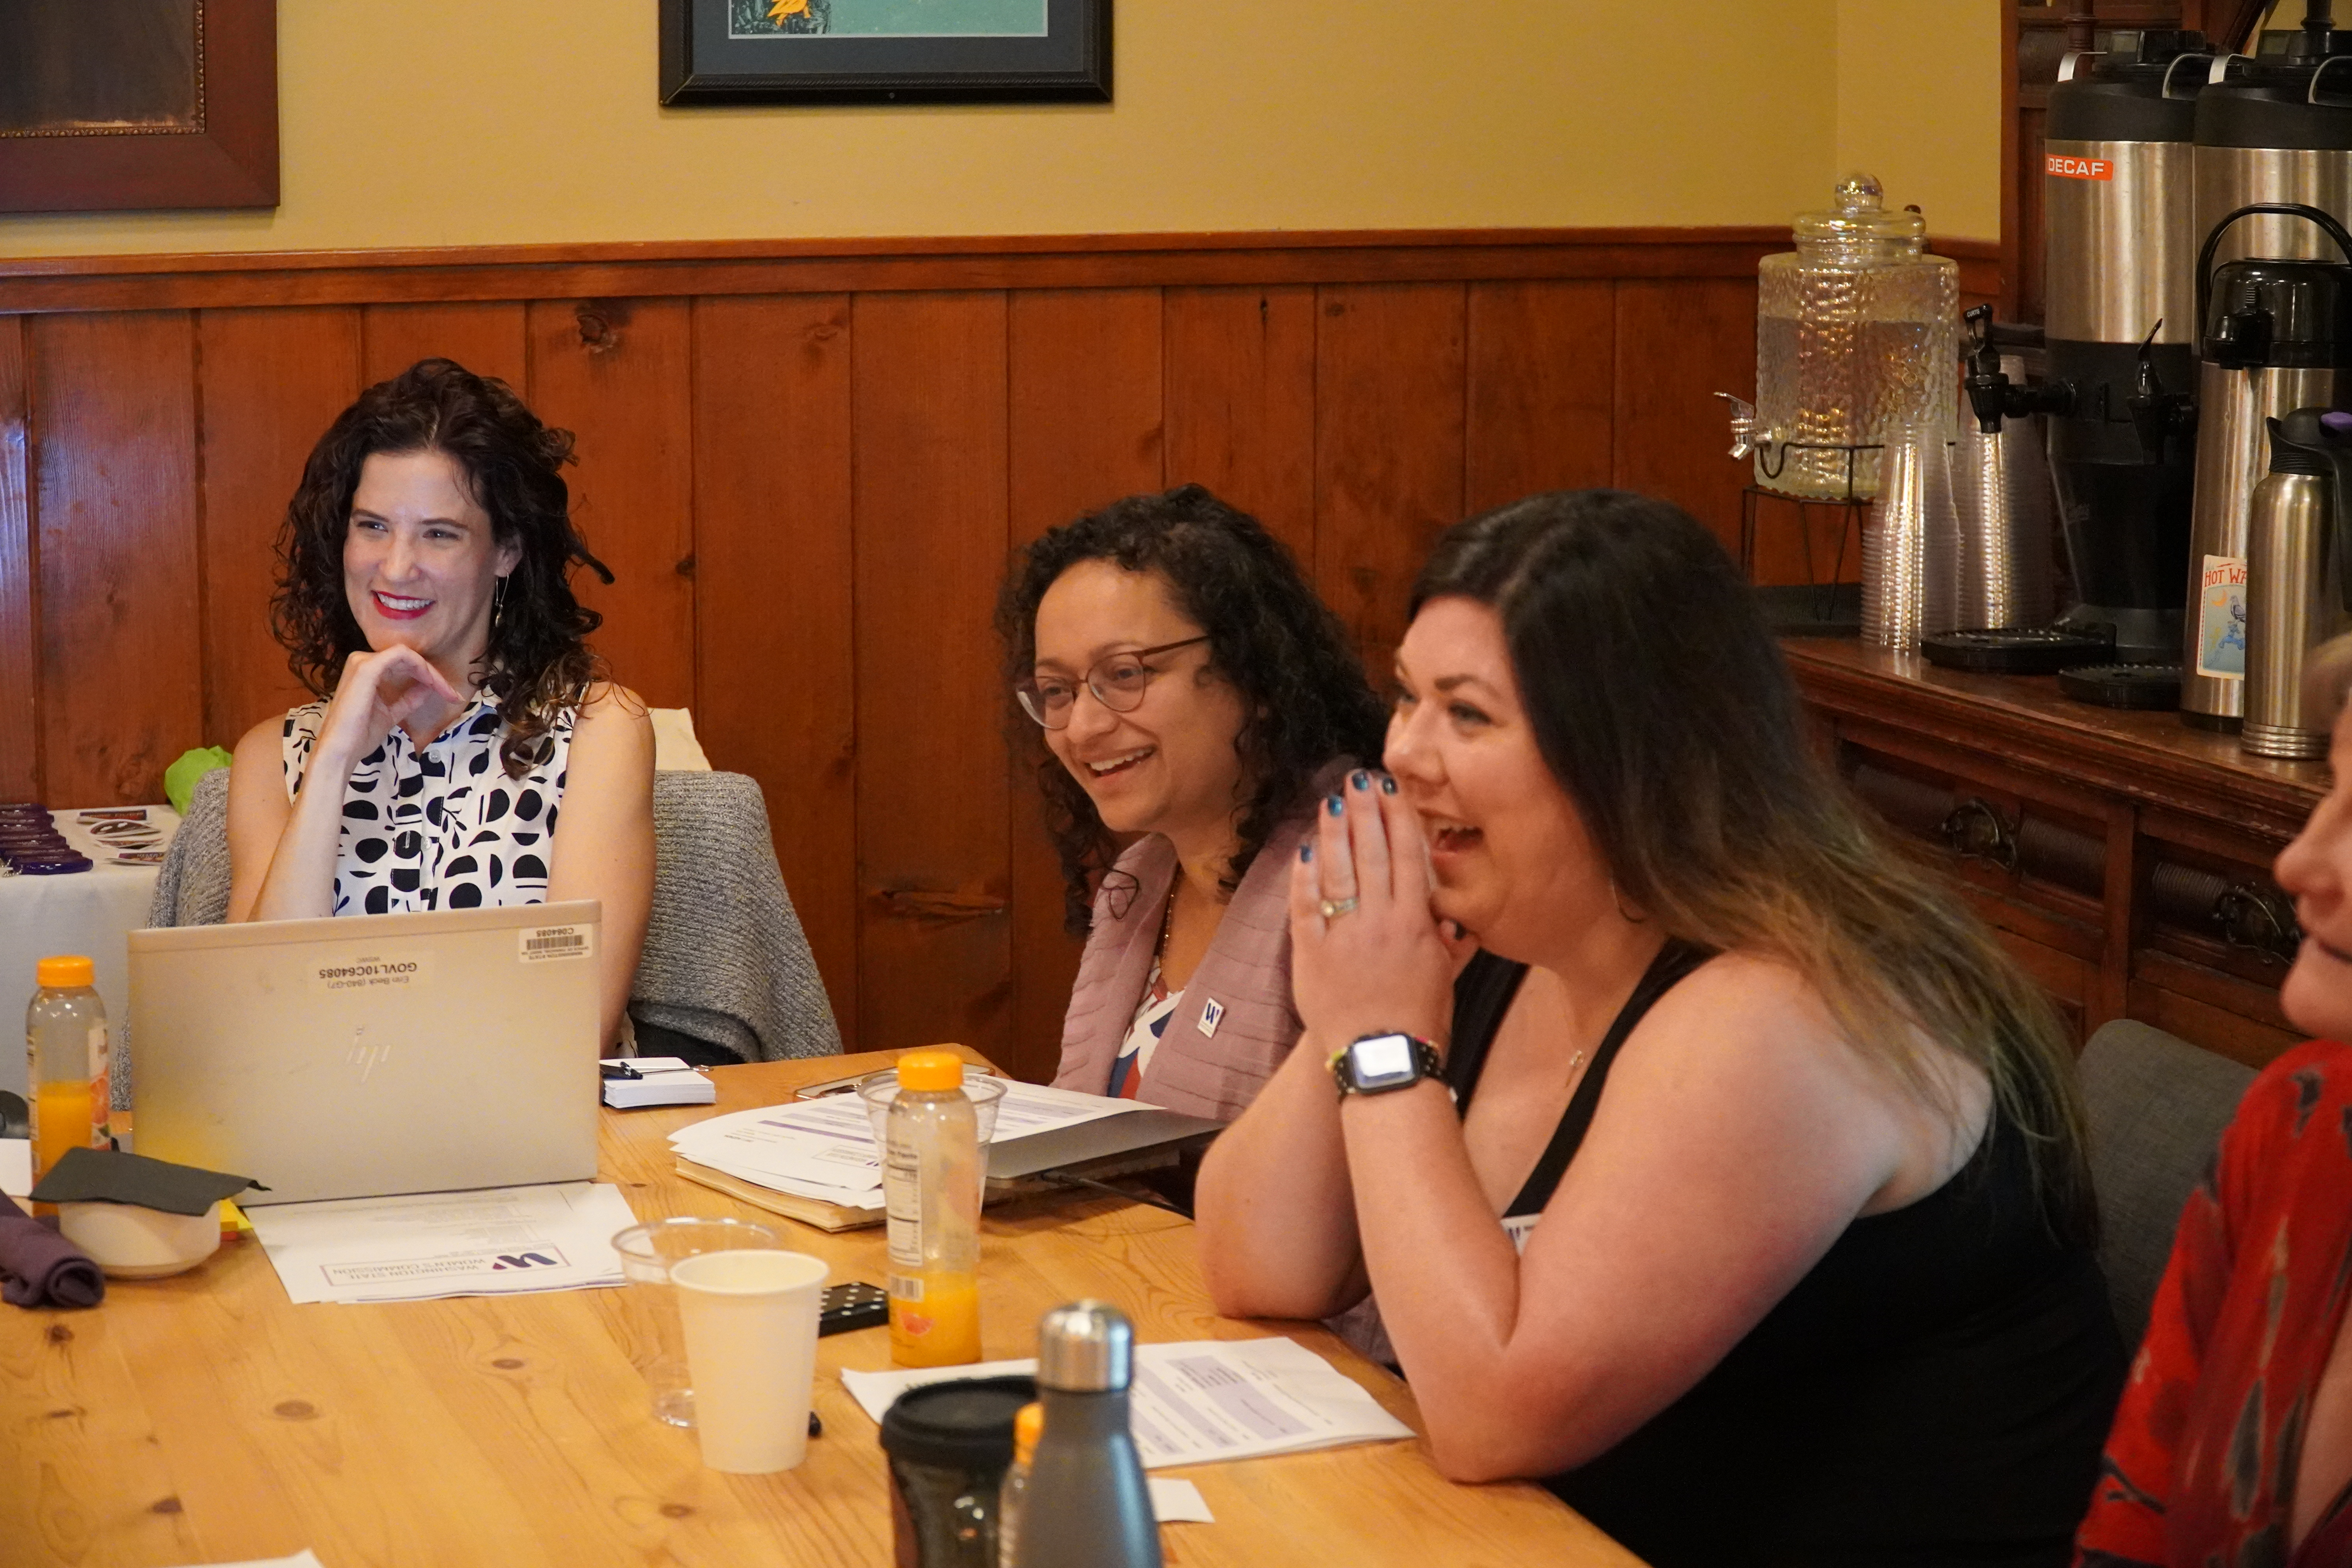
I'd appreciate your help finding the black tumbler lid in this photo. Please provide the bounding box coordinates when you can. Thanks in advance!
[878,1375,1037,1472]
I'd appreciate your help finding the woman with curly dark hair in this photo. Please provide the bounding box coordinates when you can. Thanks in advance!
[999,484,1387,1119]
[225,358,654,1047]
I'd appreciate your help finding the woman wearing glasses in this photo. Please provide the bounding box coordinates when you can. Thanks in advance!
[998,485,1387,1118]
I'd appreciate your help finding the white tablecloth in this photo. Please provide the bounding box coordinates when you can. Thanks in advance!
[0,805,179,1101]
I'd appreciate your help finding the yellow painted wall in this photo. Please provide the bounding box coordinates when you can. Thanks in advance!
[1834,0,2003,241]
[0,0,2005,258]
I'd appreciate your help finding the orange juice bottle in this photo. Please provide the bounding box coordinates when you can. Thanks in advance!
[27,955,111,1183]
[884,1050,984,1367]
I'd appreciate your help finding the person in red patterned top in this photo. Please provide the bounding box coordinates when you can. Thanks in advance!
[2075,635,2352,1568]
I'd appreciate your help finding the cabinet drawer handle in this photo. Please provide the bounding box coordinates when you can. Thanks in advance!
[2213,882,2301,967]
[1939,797,2019,873]
[876,888,1007,922]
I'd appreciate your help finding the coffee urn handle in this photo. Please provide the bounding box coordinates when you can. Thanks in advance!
[2195,203,2352,357]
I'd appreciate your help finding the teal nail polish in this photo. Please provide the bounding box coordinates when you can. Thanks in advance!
[1300,843,1314,863]
[1350,769,1371,791]
[1326,794,1344,816]
[1380,775,1398,795]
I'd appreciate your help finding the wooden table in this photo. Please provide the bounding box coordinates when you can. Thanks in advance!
[3,1051,1638,1567]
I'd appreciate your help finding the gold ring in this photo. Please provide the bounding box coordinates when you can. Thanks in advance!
[1319,896,1359,919]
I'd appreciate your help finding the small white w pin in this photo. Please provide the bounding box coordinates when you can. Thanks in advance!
[1197,998,1225,1038]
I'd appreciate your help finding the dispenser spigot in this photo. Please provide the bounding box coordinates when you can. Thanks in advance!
[2126,320,2196,462]
[1714,392,1777,463]
[1964,305,2074,432]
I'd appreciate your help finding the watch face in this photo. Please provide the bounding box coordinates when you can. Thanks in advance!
[1348,1034,1419,1091]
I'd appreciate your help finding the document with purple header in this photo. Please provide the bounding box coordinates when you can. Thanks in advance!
[839,1336,1414,1467]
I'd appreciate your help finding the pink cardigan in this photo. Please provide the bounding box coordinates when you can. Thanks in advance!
[1052,765,1347,1121]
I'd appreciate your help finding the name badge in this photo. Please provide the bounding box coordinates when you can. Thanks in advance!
[1197,998,1225,1038]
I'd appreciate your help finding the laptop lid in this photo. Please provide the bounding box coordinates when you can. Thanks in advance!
[130,901,603,1205]
[986,1107,1224,1184]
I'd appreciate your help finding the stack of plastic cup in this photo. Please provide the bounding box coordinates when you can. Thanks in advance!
[1862,424,1959,651]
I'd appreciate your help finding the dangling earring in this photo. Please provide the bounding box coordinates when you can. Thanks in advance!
[491,575,508,632]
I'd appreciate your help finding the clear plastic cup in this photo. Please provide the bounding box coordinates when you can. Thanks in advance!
[855,1067,1008,1146]
[610,1215,784,1427]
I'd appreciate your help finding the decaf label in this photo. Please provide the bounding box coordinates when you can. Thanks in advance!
[2195,554,2249,680]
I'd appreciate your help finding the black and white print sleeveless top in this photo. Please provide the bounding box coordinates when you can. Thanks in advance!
[281,692,573,916]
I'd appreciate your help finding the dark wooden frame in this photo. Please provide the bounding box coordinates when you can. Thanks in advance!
[659,0,1110,105]
[0,0,277,215]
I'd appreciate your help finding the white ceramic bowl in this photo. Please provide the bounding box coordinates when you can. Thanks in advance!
[58,1200,221,1279]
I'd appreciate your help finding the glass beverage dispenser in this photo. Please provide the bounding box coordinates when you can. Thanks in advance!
[1749,174,1959,499]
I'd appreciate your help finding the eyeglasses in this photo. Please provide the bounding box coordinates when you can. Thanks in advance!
[1016,636,1210,730]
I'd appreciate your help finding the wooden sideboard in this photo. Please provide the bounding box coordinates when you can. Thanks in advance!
[1783,639,2327,1069]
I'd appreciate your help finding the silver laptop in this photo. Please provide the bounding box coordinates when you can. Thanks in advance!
[130,901,603,1205]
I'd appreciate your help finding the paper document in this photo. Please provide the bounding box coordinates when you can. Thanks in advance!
[667,1079,1150,1211]
[1149,1478,1214,1523]
[840,1337,1414,1468]
[601,1056,715,1109]
[164,1551,323,1568]
[0,1137,28,1198]
[247,1182,637,1305]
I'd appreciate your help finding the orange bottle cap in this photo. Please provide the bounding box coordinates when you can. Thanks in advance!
[1013,1401,1043,1462]
[896,1049,965,1092]
[36,956,94,989]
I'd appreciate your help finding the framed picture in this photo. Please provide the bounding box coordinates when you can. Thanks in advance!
[0,0,278,214]
[660,0,1111,105]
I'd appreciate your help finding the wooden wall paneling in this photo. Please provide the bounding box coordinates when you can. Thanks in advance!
[1313,283,1469,675]
[1005,288,1167,1083]
[1610,278,1759,567]
[360,303,529,389]
[853,292,1014,1059]
[1162,286,1318,564]
[523,299,696,710]
[31,312,203,806]
[1464,280,1615,514]
[690,294,861,1045]
[196,307,363,748]
[0,229,1786,318]
[0,318,36,800]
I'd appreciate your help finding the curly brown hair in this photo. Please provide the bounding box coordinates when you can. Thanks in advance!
[270,359,614,777]
[998,485,1389,935]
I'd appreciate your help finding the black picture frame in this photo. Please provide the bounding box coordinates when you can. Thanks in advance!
[659,0,1111,106]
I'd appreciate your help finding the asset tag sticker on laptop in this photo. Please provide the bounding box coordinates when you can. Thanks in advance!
[310,951,431,994]
[520,924,595,962]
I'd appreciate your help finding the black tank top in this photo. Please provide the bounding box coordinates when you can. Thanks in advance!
[1446,945,2125,1568]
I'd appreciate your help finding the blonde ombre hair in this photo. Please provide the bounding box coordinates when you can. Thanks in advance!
[1414,492,2096,1241]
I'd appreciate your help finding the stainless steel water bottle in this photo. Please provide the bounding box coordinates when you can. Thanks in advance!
[2245,408,2352,756]
[1012,1301,1159,1568]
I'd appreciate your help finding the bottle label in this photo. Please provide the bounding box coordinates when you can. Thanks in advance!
[87,1022,110,1147]
[884,1142,923,1270]
[2195,554,2249,679]
[889,1274,925,1301]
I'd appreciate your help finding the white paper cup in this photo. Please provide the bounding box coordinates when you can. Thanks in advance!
[671,1248,829,1473]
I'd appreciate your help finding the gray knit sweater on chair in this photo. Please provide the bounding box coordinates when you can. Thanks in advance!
[150,767,842,1063]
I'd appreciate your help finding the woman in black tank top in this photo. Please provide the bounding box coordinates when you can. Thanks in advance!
[1195,492,2122,1568]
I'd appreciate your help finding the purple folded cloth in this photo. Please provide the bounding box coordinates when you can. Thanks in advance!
[0,1203,105,1308]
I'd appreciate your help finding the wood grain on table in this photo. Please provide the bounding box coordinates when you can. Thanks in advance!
[2,1049,1640,1568]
